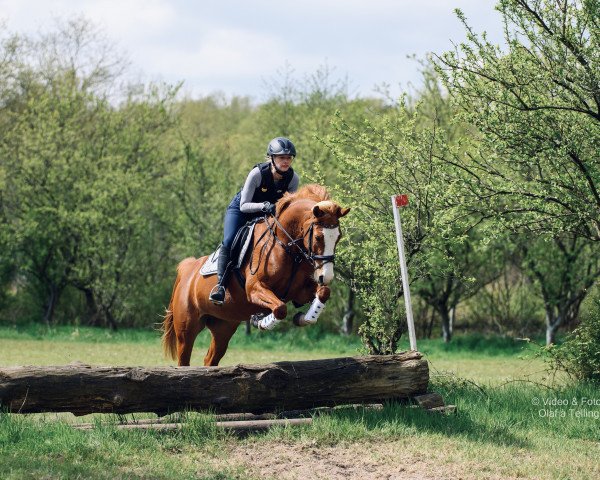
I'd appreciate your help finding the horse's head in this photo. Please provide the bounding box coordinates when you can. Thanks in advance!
[302,200,350,285]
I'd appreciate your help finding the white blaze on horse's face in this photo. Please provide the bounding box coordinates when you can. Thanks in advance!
[314,227,340,285]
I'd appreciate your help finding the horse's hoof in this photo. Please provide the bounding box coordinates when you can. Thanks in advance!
[293,312,307,327]
[251,313,281,330]
[250,313,265,329]
[273,304,287,319]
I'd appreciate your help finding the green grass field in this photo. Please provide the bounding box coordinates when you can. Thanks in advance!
[0,324,548,384]
[1,325,598,479]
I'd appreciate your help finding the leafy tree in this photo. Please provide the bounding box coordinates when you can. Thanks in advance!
[410,66,504,342]
[551,299,600,382]
[0,21,179,327]
[465,260,544,336]
[325,96,463,353]
[435,0,600,240]
[518,234,600,344]
[174,94,258,256]
[414,230,502,342]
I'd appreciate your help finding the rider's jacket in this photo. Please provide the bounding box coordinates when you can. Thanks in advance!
[250,161,295,204]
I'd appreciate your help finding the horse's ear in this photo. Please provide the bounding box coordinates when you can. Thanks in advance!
[313,205,325,218]
[337,206,351,218]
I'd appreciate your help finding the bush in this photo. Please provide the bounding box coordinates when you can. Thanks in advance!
[552,305,600,383]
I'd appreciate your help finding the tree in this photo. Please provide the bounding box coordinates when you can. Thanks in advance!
[414,230,502,342]
[325,95,465,353]
[518,234,600,344]
[0,21,179,327]
[435,0,600,240]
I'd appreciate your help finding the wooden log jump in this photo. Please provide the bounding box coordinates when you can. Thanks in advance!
[0,352,428,416]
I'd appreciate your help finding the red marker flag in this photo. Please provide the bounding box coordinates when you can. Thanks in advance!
[394,194,409,207]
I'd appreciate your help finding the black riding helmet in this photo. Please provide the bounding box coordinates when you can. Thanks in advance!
[267,137,296,158]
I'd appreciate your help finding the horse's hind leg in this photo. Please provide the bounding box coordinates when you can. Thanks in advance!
[174,311,206,366]
[204,318,239,366]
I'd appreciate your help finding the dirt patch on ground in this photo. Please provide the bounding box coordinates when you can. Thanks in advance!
[226,439,512,480]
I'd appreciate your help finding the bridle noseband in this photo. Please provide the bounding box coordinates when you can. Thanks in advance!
[253,214,337,270]
[248,213,338,295]
[305,222,337,266]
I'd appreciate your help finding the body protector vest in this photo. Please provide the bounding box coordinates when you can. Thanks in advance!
[250,161,294,204]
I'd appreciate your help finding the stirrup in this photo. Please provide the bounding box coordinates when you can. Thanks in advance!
[209,285,225,305]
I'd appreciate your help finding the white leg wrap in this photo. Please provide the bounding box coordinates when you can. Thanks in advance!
[296,297,326,326]
[258,313,282,330]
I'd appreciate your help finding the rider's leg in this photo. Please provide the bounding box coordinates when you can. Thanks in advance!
[209,206,246,304]
[208,245,230,304]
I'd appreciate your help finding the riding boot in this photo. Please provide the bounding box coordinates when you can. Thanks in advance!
[209,246,231,305]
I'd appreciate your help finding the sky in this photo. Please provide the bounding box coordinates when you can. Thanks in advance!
[0,0,504,102]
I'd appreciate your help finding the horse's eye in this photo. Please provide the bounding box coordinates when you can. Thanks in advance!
[316,235,324,242]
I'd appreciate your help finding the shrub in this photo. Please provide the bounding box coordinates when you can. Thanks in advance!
[551,304,600,383]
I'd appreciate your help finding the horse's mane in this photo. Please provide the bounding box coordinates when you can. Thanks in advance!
[277,183,331,215]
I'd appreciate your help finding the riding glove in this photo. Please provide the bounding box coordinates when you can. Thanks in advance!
[261,202,276,215]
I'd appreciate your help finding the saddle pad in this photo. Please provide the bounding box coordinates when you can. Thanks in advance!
[199,223,256,276]
[199,246,221,276]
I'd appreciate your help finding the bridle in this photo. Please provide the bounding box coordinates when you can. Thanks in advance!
[267,214,337,267]
[250,213,337,276]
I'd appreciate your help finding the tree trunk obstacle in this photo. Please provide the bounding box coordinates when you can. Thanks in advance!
[0,353,428,416]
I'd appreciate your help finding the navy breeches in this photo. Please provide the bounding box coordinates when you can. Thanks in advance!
[222,207,247,251]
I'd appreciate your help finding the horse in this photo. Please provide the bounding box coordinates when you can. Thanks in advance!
[161,184,350,366]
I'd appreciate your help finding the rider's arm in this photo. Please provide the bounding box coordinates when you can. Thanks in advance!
[239,167,267,213]
[288,172,300,193]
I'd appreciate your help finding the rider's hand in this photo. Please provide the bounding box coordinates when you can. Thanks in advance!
[262,202,276,215]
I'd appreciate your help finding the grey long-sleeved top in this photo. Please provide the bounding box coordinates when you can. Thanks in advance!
[239,166,300,213]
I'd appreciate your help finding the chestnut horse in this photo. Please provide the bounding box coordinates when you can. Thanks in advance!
[161,184,350,366]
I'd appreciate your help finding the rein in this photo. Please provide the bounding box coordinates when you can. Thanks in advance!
[266,214,336,268]
[248,212,337,295]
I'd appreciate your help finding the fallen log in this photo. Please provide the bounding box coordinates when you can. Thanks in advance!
[73,418,313,433]
[0,352,428,416]
[71,403,386,429]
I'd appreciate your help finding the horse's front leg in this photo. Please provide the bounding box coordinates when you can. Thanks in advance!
[293,285,330,327]
[316,285,331,302]
[247,281,287,330]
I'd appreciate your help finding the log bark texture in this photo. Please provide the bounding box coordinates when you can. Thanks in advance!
[0,352,428,416]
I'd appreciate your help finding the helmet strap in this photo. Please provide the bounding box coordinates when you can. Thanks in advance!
[271,156,287,176]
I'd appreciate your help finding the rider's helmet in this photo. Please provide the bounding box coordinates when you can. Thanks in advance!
[267,137,296,158]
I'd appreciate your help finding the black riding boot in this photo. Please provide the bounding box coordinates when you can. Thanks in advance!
[209,246,231,305]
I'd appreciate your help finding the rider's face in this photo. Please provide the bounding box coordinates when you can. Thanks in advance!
[273,155,294,171]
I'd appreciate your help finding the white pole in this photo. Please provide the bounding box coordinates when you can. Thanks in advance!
[391,196,417,351]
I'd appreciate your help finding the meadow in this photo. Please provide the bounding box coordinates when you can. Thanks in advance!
[1,325,598,479]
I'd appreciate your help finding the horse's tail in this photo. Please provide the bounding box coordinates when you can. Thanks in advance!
[161,270,181,361]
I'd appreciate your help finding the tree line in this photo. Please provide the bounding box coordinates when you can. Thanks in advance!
[1,1,599,351]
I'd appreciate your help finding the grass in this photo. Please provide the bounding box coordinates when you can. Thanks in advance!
[1,381,598,479]
[1,324,598,479]
[0,323,545,383]
[0,412,250,479]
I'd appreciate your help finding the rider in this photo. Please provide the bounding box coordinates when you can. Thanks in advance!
[209,137,300,304]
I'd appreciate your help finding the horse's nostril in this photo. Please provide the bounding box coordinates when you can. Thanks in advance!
[319,275,324,284]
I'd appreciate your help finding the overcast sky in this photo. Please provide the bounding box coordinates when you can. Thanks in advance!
[0,0,504,102]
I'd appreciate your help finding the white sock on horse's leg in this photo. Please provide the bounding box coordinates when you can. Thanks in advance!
[258,313,281,330]
[295,296,326,326]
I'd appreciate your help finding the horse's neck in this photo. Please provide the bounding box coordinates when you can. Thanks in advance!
[277,204,307,239]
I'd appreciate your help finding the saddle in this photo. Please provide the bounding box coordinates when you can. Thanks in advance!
[199,219,261,277]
